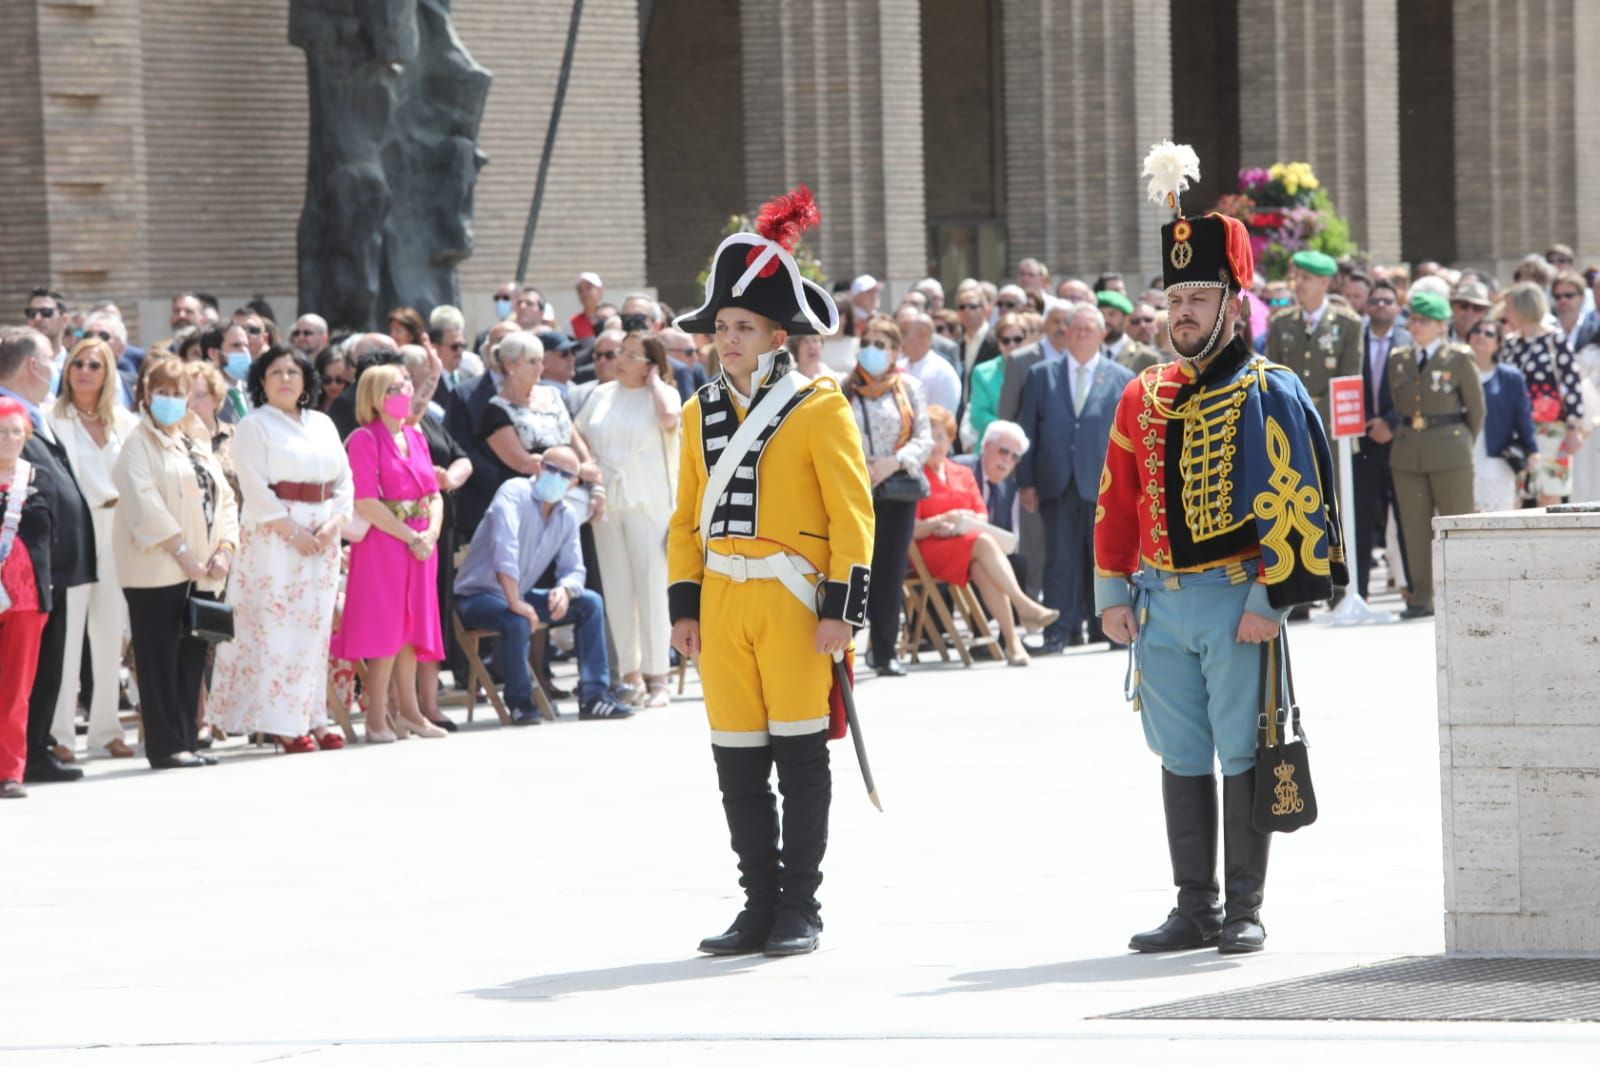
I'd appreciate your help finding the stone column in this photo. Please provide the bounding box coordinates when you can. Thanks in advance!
[1236,0,1400,263]
[999,0,1171,284]
[1454,0,1593,279]
[741,0,928,295]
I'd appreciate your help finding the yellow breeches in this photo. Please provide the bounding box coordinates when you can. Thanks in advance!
[699,571,832,747]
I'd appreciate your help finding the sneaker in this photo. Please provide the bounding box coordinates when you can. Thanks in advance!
[578,694,633,720]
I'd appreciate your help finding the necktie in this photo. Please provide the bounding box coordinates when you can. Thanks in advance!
[1074,364,1090,415]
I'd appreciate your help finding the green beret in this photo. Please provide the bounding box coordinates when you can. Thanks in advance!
[1290,250,1338,277]
[1408,290,1451,321]
[1096,290,1134,315]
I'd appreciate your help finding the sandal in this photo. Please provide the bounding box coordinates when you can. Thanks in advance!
[644,683,671,709]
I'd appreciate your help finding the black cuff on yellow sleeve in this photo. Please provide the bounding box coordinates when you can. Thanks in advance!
[669,581,701,623]
[818,565,871,627]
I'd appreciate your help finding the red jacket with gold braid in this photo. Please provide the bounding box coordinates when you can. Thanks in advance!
[1092,336,1348,618]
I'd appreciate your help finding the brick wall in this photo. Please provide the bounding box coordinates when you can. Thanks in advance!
[0,0,50,317]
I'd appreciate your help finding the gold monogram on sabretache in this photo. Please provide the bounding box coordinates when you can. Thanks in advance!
[1272,760,1305,815]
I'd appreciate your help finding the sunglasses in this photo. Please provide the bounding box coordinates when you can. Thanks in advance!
[1469,328,1500,339]
[935,325,954,336]
[84,330,113,342]
[956,303,984,312]
[594,349,621,360]
[1128,316,1155,325]
[998,333,1025,345]
[289,328,319,338]
[384,384,411,396]
[997,300,1022,311]
[446,342,466,351]
[70,360,104,371]
[244,325,264,335]
[1549,255,1573,265]
[1554,290,1583,301]
[1451,301,1484,311]
[24,307,57,319]
[324,376,352,388]
[1367,297,1396,307]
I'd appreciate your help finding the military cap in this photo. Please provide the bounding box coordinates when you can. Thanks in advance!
[1096,290,1135,315]
[1408,290,1451,321]
[1290,250,1338,277]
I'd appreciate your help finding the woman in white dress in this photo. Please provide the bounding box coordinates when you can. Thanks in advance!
[47,338,140,759]
[575,331,681,708]
[208,347,352,752]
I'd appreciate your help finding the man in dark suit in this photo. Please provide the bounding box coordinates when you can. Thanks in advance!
[661,328,708,402]
[1351,279,1412,600]
[0,326,94,783]
[1017,305,1135,651]
[951,419,1030,588]
[447,343,505,540]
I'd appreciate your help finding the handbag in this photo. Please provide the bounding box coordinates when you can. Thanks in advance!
[1252,632,1317,833]
[852,391,930,503]
[186,587,235,643]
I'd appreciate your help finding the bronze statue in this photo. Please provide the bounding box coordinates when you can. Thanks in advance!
[292,0,490,331]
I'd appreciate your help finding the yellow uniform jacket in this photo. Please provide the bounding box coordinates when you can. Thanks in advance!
[668,366,875,627]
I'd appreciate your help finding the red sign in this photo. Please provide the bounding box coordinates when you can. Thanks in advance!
[1328,375,1365,439]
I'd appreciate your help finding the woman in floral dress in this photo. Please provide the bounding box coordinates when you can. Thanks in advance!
[1500,282,1585,505]
[209,347,352,752]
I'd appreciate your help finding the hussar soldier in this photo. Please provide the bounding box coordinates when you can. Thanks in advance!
[669,188,875,957]
[1095,144,1348,955]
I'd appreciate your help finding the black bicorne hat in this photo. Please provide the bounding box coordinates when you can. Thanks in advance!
[673,187,840,337]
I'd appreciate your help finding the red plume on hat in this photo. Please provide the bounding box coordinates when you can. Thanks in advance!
[746,186,820,279]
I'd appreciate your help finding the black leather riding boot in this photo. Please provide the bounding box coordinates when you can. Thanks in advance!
[697,745,781,955]
[1129,770,1223,952]
[1219,770,1271,954]
[764,732,831,956]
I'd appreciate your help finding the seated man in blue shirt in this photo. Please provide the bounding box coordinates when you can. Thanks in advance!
[453,445,631,722]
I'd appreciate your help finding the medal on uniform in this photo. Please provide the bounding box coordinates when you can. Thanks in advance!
[1412,413,1427,431]
[1317,333,1336,353]
[1430,370,1443,392]
[1324,355,1337,369]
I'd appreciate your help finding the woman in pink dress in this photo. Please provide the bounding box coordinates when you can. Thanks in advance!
[913,405,1056,666]
[333,363,446,742]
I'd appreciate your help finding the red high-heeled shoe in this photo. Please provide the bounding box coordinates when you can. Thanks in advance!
[314,731,345,751]
[274,735,318,754]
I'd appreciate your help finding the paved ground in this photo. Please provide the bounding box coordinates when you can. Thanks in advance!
[5,604,1597,1063]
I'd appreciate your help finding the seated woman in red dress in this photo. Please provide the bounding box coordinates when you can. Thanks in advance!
[913,405,1057,666]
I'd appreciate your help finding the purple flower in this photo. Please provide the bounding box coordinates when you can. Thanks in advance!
[1238,167,1272,191]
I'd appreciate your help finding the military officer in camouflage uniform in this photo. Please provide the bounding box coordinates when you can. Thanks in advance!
[1098,290,1162,373]
[1385,290,1485,620]
[1264,250,1364,432]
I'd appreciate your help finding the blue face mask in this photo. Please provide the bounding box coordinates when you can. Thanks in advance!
[494,297,514,320]
[224,350,252,382]
[857,345,891,376]
[149,395,188,427]
[533,470,570,503]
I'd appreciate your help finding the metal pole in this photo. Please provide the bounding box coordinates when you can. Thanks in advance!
[1319,435,1397,625]
[515,0,585,284]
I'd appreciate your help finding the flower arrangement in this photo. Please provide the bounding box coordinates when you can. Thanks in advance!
[1213,162,1357,280]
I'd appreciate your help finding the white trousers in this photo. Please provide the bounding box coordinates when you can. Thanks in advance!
[590,504,672,677]
[52,510,128,751]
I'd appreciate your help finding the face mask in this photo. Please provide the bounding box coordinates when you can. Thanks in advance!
[857,345,891,376]
[382,393,413,420]
[494,297,514,320]
[224,350,252,382]
[533,470,570,503]
[149,395,188,427]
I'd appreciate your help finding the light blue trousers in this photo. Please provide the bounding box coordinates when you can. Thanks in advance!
[1132,571,1265,777]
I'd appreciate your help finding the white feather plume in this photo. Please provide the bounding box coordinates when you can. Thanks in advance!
[1142,141,1201,215]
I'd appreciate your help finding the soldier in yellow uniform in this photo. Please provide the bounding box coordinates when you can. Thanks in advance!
[1385,290,1485,619]
[1264,250,1364,432]
[669,188,875,958]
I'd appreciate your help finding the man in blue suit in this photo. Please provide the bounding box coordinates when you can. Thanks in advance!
[1018,304,1134,651]
[952,419,1031,587]
[1351,278,1412,599]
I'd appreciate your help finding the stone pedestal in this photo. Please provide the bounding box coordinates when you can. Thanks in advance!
[1436,510,1600,955]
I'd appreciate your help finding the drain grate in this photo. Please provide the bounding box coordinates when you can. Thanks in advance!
[1104,956,1600,1022]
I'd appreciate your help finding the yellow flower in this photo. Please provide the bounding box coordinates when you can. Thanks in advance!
[1269,163,1285,180]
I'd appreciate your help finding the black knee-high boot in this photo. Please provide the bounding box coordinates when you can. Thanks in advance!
[1129,770,1223,952]
[697,745,781,955]
[1219,770,1271,953]
[764,731,831,955]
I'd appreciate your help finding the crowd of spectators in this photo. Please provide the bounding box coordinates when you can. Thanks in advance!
[1,241,1594,796]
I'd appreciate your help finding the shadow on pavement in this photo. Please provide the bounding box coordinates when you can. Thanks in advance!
[905,950,1244,997]
[470,954,782,1002]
